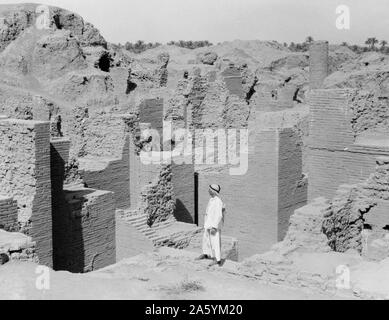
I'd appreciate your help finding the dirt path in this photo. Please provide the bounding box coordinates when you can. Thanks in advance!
[0,248,352,300]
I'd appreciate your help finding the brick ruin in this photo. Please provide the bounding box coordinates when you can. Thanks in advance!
[0,90,237,270]
[1,36,389,276]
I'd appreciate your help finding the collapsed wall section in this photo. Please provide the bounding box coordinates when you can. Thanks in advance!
[323,156,389,261]
[0,118,52,266]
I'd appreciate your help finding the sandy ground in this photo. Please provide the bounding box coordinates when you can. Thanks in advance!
[0,248,352,300]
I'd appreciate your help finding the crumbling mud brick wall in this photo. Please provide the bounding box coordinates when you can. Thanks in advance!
[323,156,389,261]
[76,114,133,209]
[0,118,52,267]
[141,165,175,227]
[309,41,329,89]
[0,195,18,232]
[198,127,307,259]
[273,197,331,254]
[79,137,130,209]
[307,89,389,201]
[53,186,116,273]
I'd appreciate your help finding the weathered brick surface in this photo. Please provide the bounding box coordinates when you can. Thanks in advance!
[0,118,52,267]
[79,137,130,209]
[221,65,244,98]
[323,157,389,260]
[273,197,331,254]
[278,128,307,240]
[309,41,329,89]
[0,194,18,232]
[307,89,389,200]
[139,98,164,133]
[171,162,195,223]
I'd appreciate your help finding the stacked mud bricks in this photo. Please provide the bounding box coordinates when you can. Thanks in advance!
[307,40,389,200]
[0,195,18,231]
[0,118,52,266]
[0,116,116,271]
[307,89,389,200]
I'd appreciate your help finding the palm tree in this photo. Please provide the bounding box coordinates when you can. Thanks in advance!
[380,40,388,51]
[365,37,378,50]
[305,36,314,44]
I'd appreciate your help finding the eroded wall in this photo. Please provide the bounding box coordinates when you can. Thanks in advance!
[0,118,52,266]
[307,89,389,200]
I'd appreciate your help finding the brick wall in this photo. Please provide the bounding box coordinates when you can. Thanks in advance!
[171,162,195,223]
[139,98,164,142]
[54,186,116,273]
[221,65,244,98]
[278,128,307,240]
[79,136,130,209]
[0,195,18,231]
[0,118,52,267]
[307,89,389,200]
[309,41,329,89]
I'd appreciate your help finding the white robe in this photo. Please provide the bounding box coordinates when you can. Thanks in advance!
[202,196,224,261]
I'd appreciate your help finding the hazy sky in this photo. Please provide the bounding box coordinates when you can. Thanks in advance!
[2,0,389,45]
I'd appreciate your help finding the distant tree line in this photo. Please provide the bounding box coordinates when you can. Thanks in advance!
[166,40,213,49]
[114,37,389,55]
[286,36,389,54]
[285,36,315,52]
[112,40,213,54]
[124,40,162,53]
[345,38,389,54]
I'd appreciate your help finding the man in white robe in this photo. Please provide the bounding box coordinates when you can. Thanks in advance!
[196,184,225,267]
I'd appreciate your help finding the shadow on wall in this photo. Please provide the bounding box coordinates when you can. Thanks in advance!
[174,199,194,224]
[51,143,89,273]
